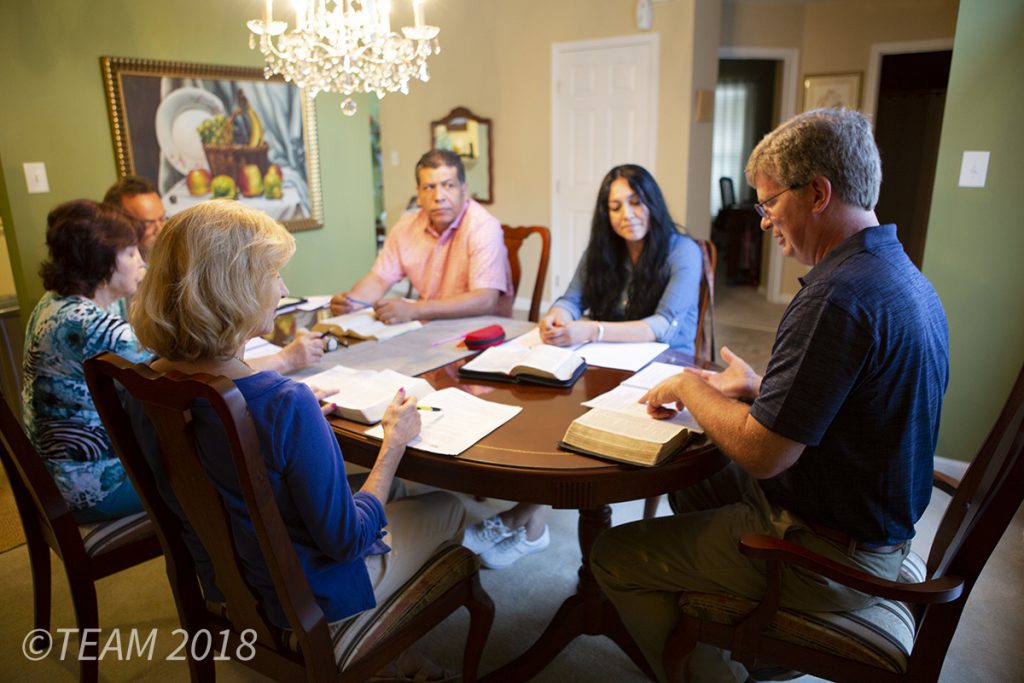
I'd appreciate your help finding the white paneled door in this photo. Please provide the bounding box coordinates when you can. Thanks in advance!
[550,34,659,293]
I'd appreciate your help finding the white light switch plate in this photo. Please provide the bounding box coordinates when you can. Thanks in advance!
[23,162,50,194]
[958,151,990,188]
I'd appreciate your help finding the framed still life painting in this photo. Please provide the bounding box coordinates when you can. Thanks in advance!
[100,56,323,231]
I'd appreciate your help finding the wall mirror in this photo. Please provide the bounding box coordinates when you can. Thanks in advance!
[430,107,493,204]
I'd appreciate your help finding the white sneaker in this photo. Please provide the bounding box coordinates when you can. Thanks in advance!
[480,525,550,570]
[462,515,515,555]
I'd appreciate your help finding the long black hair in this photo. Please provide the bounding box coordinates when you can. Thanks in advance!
[582,164,677,321]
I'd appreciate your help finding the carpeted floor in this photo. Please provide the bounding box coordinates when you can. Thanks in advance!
[1,484,1022,682]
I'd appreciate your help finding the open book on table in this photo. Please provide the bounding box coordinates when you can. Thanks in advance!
[458,342,586,387]
[300,365,433,424]
[560,383,704,467]
[365,387,523,456]
[313,310,422,341]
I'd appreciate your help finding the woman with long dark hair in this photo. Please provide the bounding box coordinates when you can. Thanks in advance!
[462,165,703,570]
[540,164,702,351]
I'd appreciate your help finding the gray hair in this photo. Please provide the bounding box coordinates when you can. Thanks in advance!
[745,108,882,211]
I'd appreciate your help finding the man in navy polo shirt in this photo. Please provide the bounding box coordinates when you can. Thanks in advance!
[592,108,949,683]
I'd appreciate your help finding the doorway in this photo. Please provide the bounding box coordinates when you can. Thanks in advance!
[872,50,952,268]
[715,47,799,303]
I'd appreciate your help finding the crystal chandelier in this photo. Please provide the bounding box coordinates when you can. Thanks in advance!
[247,0,441,116]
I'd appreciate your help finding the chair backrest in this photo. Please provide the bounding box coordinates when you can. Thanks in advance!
[0,391,89,565]
[502,225,551,322]
[719,177,736,209]
[85,353,337,678]
[693,238,717,364]
[914,364,1024,670]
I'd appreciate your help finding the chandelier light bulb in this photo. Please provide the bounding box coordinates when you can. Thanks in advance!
[248,0,441,115]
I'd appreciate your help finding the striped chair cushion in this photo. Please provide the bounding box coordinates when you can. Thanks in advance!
[78,511,153,557]
[679,550,928,675]
[279,542,480,670]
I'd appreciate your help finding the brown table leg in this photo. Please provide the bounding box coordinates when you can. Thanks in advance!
[480,505,655,682]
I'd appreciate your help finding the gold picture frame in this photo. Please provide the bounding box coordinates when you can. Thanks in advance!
[101,56,323,232]
[802,72,863,112]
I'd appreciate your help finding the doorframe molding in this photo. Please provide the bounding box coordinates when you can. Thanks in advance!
[718,46,799,305]
[863,39,954,123]
[549,33,660,295]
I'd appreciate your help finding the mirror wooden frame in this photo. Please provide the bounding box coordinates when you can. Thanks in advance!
[430,107,493,204]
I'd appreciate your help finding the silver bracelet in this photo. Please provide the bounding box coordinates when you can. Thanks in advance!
[596,322,605,343]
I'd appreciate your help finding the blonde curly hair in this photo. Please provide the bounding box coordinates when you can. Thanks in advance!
[131,200,295,361]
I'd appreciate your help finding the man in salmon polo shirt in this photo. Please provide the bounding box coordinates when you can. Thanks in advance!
[330,149,514,323]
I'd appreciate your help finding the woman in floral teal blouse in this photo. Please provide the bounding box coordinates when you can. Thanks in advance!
[22,199,149,523]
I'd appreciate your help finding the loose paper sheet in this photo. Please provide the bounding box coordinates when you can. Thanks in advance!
[624,361,689,389]
[365,387,522,456]
[582,384,703,433]
[576,342,668,372]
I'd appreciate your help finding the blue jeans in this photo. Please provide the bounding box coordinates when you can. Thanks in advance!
[72,478,144,524]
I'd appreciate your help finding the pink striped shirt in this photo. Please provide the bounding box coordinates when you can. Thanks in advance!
[371,200,514,317]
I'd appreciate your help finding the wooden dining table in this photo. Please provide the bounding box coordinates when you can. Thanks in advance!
[326,346,728,681]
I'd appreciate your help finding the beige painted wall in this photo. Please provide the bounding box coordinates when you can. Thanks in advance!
[378,0,720,304]
[723,0,959,298]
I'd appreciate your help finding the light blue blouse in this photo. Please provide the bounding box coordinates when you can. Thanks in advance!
[551,232,703,353]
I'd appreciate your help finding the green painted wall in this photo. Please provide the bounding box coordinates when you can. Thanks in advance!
[922,0,1024,460]
[0,0,378,317]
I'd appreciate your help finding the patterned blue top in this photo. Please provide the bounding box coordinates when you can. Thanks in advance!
[22,292,151,511]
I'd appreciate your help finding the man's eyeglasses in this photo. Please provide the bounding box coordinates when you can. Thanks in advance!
[754,184,806,218]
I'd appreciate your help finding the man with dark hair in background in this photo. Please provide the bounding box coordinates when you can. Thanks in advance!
[103,176,167,261]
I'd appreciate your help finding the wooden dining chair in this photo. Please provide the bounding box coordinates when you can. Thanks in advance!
[642,235,717,519]
[85,352,494,683]
[502,224,551,322]
[662,363,1024,683]
[0,392,161,683]
[692,237,717,366]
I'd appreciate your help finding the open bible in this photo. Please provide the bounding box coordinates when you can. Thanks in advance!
[458,343,586,387]
[560,384,702,466]
[313,310,422,341]
[300,365,433,424]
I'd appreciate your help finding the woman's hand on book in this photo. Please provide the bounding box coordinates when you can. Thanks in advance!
[380,388,422,449]
[309,386,337,417]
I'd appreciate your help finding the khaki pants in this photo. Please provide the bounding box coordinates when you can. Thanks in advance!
[366,490,467,602]
[591,463,910,683]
